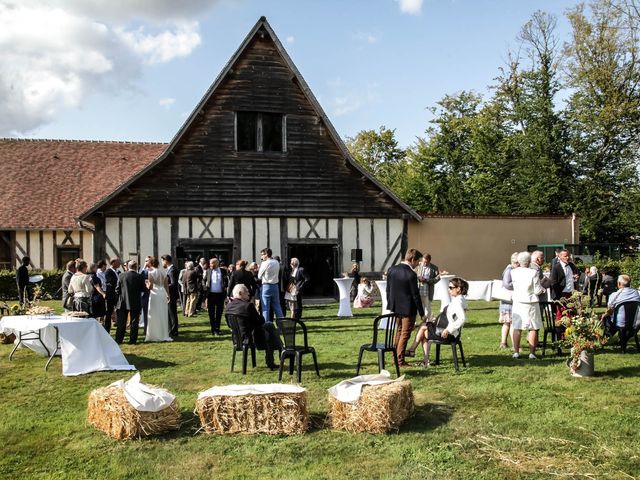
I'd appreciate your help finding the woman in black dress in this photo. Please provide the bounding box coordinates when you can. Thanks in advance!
[90,262,106,323]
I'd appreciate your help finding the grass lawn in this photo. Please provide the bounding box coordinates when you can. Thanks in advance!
[1,299,639,480]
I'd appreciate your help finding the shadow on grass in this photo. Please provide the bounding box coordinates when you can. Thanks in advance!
[123,354,177,370]
[467,353,566,368]
[400,403,455,433]
[597,364,640,377]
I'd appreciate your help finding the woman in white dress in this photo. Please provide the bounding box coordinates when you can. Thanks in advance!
[511,251,545,359]
[145,256,173,342]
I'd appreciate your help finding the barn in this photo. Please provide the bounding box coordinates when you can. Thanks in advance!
[75,16,419,296]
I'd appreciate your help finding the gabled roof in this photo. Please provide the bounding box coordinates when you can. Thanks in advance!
[80,16,420,221]
[0,139,165,230]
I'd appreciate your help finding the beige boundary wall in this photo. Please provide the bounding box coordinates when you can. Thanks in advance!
[408,214,579,281]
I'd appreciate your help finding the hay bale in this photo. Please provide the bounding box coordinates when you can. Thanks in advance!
[87,385,181,440]
[195,385,308,435]
[328,380,414,433]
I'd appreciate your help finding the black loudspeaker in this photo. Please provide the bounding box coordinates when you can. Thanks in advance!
[175,246,186,258]
[351,248,363,262]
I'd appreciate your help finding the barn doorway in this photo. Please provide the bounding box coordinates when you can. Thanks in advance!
[287,243,339,297]
[177,242,233,269]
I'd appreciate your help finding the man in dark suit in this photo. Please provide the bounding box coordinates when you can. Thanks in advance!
[550,248,578,322]
[162,254,179,337]
[284,257,308,319]
[61,260,76,310]
[104,257,121,333]
[204,257,228,335]
[225,284,280,369]
[16,256,31,305]
[386,248,425,367]
[115,260,145,344]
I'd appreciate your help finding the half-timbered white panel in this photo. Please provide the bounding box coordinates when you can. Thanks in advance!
[178,217,189,239]
[42,231,54,269]
[30,231,41,268]
[240,217,253,260]
[342,218,358,273]
[105,218,120,259]
[139,217,154,259]
[157,217,171,256]
[122,218,137,261]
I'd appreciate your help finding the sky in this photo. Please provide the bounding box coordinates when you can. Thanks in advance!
[0,0,584,148]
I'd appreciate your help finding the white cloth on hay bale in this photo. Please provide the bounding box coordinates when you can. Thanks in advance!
[198,383,305,399]
[109,372,175,412]
[328,370,405,403]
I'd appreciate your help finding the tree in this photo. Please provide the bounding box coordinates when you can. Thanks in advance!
[564,0,640,248]
[345,126,405,182]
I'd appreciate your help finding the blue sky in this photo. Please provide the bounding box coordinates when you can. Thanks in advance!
[1,0,582,148]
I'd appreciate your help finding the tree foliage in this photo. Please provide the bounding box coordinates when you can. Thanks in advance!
[345,2,640,251]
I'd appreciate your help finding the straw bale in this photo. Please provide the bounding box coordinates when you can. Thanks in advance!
[87,385,181,440]
[195,391,308,435]
[328,380,414,433]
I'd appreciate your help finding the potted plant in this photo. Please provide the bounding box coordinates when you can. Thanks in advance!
[556,292,608,377]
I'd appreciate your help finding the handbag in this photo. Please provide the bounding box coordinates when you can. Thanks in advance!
[64,294,74,310]
[434,306,449,336]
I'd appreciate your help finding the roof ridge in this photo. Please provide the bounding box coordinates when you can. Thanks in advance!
[0,138,168,145]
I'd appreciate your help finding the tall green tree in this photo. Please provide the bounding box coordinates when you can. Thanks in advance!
[564,0,640,247]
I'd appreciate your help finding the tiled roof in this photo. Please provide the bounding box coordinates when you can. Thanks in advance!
[0,139,166,230]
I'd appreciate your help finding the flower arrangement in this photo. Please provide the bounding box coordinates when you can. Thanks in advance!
[556,292,608,373]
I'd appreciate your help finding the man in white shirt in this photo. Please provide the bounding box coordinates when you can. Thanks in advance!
[258,248,284,321]
[205,257,228,335]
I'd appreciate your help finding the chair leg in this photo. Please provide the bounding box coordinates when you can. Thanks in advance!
[435,344,441,365]
[250,346,256,368]
[289,356,295,375]
[231,348,236,372]
[377,349,385,373]
[451,343,459,371]
[296,352,302,383]
[242,346,248,375]
[311,350,320,377]
[278,351,285,381]
[542,331,548,357]
[356,347,365,375]
[392,349,400,378]
[458,341,466,367]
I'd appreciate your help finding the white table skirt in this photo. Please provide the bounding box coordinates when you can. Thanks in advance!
[0,315,136,376]
[467,281,494,301]
[333,278,354,317]
[433,274,455,311]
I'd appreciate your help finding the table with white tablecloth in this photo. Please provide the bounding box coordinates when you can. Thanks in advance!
[333,277,354,317]
[0,315,136,376]
[466,281,494,301]
[433,274,455,311]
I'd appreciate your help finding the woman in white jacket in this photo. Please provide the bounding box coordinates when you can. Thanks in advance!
[413,277,468,367]
[511,251,545,359]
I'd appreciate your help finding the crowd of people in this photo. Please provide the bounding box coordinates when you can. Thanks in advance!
[50,249,308,362]
[498,248,639,359]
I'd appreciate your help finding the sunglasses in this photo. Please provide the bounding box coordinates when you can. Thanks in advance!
[448,285,457,290]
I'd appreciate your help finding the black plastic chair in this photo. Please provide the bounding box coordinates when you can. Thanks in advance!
[427,327,466,371]
[611,301,640,353]
[539,301,559,356]
[225,314,256,374]
[356,313,401,377]
[276,318,319,383]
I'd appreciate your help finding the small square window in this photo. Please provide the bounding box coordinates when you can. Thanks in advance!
[235,112,285,152]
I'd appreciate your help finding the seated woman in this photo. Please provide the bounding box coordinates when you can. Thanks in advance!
[353,277,374,308]
[407,277,468,367]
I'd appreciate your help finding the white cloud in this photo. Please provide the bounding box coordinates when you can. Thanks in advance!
[159,97,176,108]
[396,0,423,15]
[354,31,378,44]
[0,0,218,135]
[286,36,295,44]
[329,82,381,117]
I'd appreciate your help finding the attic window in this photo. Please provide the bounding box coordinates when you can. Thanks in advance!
[235,112,286,152]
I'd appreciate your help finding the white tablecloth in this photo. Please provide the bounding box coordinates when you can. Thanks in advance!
[333,277,354,317]
[433,274,455,311]
[0,315,135,376]
[467,281,493,301]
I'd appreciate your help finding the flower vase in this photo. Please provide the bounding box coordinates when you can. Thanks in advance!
[567,349,594,377]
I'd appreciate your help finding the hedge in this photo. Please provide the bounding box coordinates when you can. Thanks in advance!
[0,269,65,301]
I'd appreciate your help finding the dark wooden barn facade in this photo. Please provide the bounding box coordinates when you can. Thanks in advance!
[80,17,419,294]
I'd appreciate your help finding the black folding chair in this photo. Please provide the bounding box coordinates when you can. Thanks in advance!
[276,318,319,383]
[427,327,466,371]
[225,313,256,374]
[611,301,640,353]
[539,301,559,356]
[356,313,400,377]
